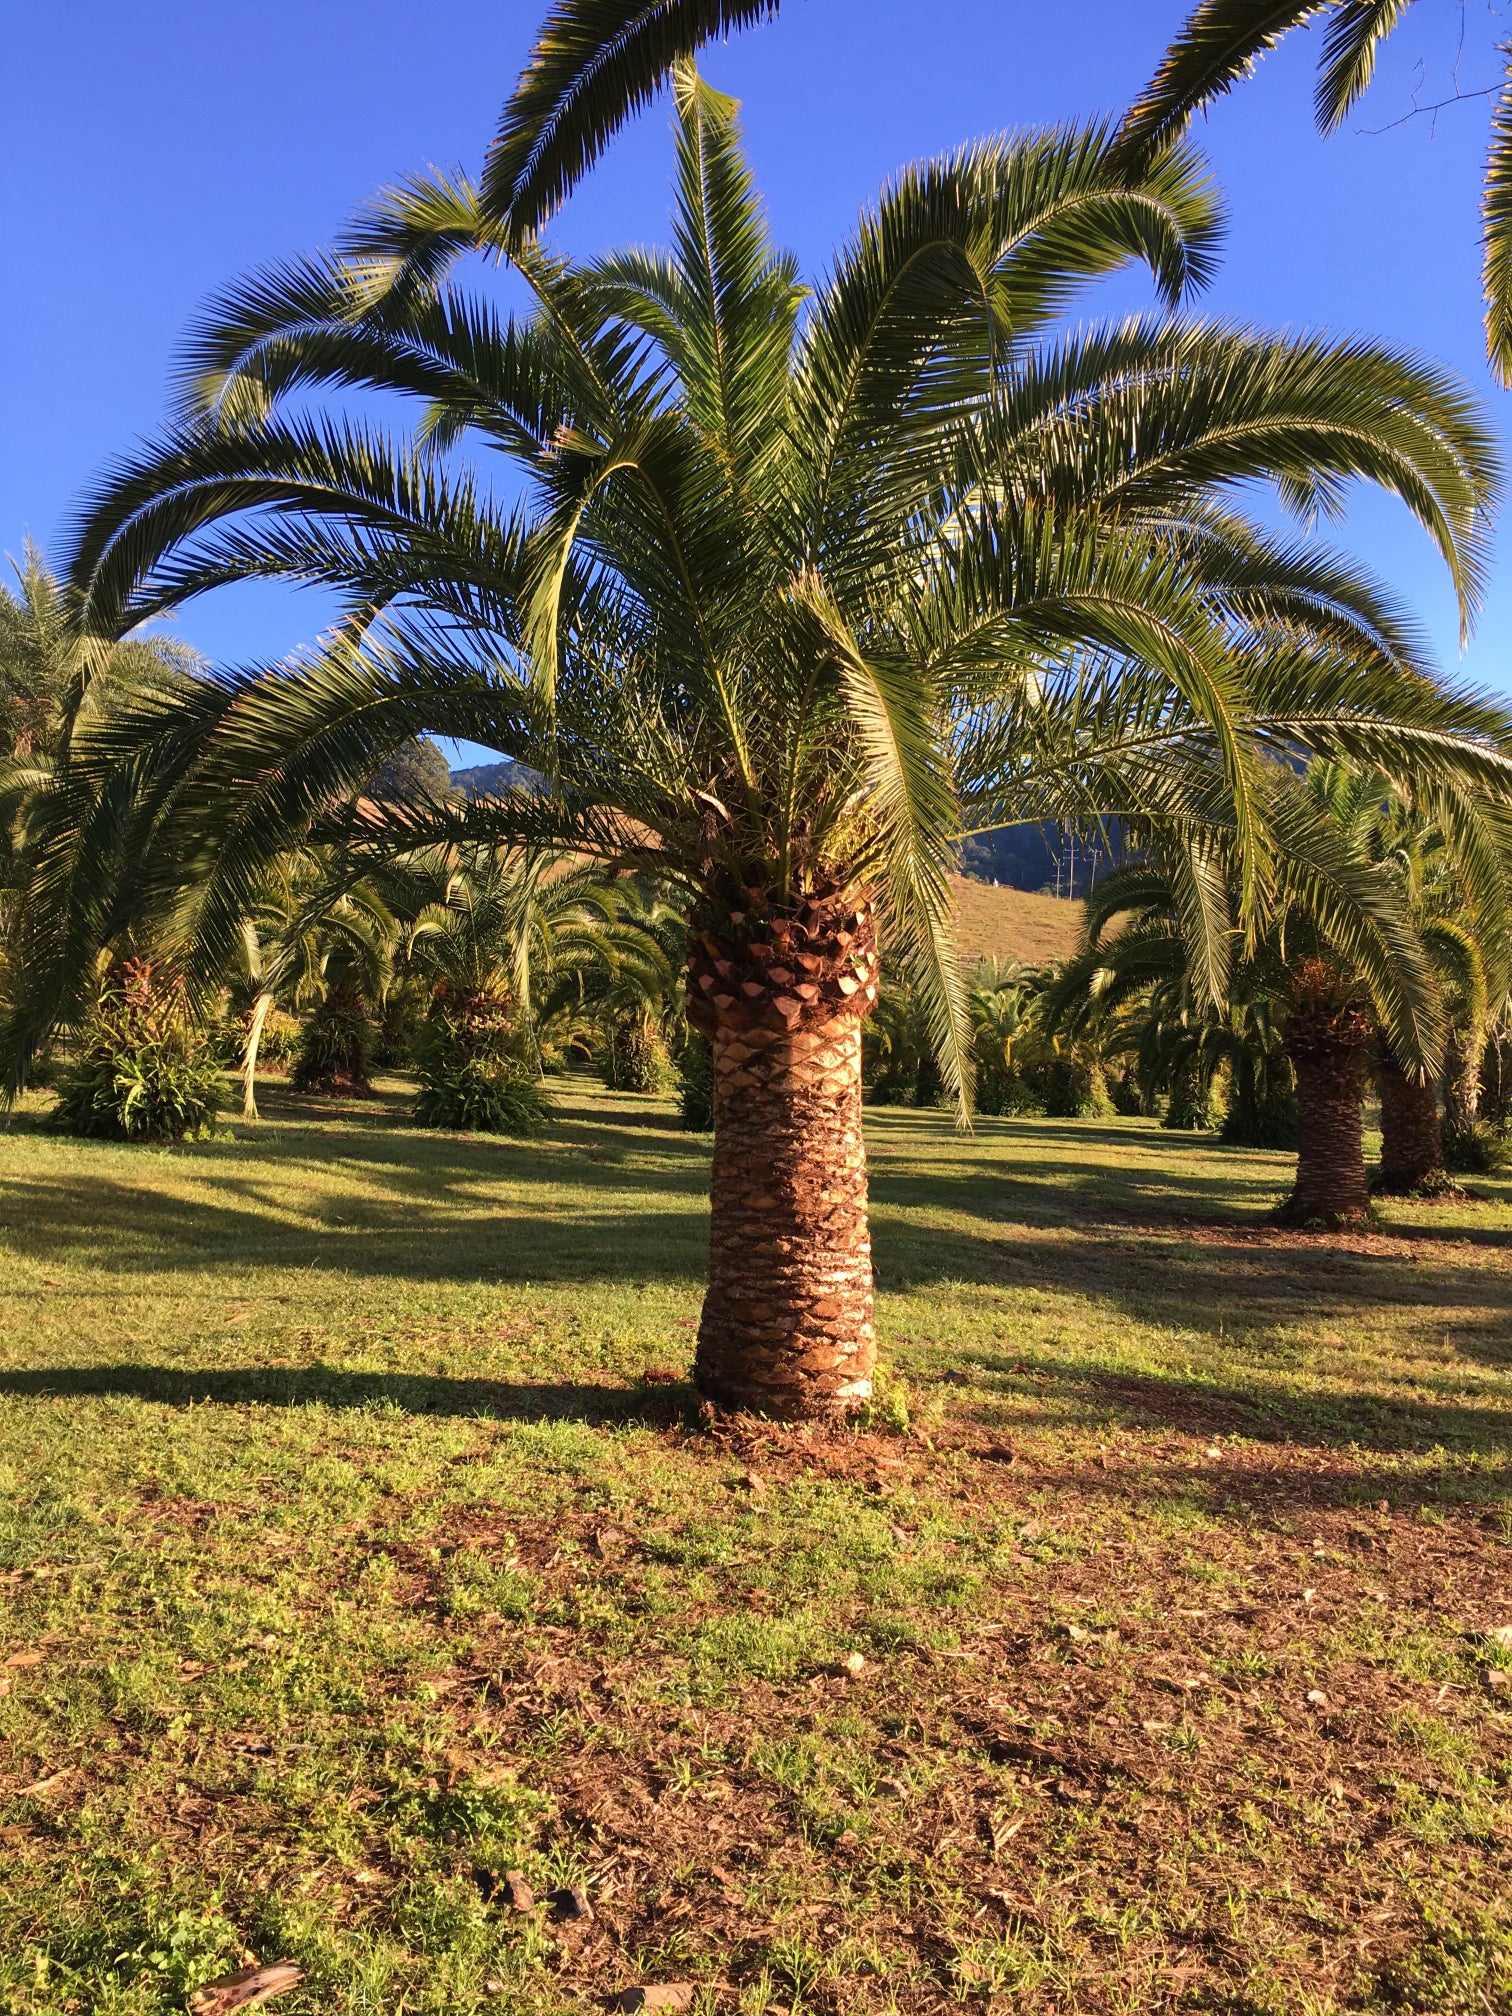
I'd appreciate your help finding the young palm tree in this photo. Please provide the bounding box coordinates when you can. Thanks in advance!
[31,73,1512,1413]
[386,846,630,1024]
[0,543,201,764]
[968,962,1044,1117]
[231,849,400,1116]
[1300,759,1512,1192]
[0,544,201,910]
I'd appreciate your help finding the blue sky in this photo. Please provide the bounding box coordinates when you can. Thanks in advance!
[5,0,1509,765]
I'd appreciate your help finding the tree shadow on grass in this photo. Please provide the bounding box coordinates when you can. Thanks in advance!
[943,1350,1512,1456]
[0,1174,708,1284]
[0,1362,688,1425]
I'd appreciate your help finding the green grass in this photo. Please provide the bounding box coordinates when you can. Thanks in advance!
[2,1077,1510,2015]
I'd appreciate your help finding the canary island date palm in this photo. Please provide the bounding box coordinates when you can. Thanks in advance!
[1301,760,1512,1190]
[381,843,672,1058]
[1044,756,1512,1222]
[1040,791,1401,1225]
[34,65,1512,1414]
[0,544,201,911]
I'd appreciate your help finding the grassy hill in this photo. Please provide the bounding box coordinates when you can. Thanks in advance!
[949,872,1084,968]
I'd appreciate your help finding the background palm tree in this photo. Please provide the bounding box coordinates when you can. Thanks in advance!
[968,962,1045,1117]
[1278,757,1512,1188]
[0,545,200,909]
[22,63,1512,1414]
[1043,759,1508,1223]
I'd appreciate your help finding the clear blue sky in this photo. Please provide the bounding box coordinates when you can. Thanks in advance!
[4,0,1509,765]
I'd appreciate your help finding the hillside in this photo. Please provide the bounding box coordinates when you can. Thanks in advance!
[449,757,544,797]
[949,872,1084,968]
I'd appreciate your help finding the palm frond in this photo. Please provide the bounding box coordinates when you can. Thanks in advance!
[1484,65,1512,386]
[483,0,779,239]
[1116,1,1328,164]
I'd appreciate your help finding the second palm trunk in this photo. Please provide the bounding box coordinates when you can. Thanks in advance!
[1280,965,1373,1227]
[1376,1049,1447,1194]
[688,877,880,1419]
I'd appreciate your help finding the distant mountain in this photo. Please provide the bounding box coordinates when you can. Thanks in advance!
[449,758,545,797]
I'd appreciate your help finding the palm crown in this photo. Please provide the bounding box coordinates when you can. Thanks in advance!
[478,2,1512,384]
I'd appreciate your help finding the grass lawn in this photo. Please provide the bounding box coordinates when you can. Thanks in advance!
[1,1077,1510,2016]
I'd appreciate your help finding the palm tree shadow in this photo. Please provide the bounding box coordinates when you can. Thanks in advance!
[0,1363,689,1424]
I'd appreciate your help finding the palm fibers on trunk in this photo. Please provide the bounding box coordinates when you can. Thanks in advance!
[687,873,880,1420]
[1376,1048,1449,1194]
[1279,962,1373,1228]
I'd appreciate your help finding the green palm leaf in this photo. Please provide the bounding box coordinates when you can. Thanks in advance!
[483,0,779,239]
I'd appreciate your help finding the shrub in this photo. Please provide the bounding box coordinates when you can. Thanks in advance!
[678,1036,714,1131]
[255,1008,302,1071]
[600,1014,674,1093]
[372,984,425,1070]
[1220,1071,1298,1149]
[1162,1058,1217,1131]
[1108,1066,1149,1118]
[1040,1057,1113,1119]
[1443,1115,1508,1175]
[51,961,221,1144]
[292,983,373,1095]
[413,989,549,1135]
[414,1052,549,1134]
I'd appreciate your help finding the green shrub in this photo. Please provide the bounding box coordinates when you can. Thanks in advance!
[1162,1059,1218,1131]
[678,1036,714,1131]
[291,983,373,1095]
[600,1014,674,1093]
[1443,1115,1508,1175]
[414,1052,550,1134]
[372,983,424,1070]
[1040,1058,1113,1119]
[414,990,549,1135]
[255,1008,302,1070]
[1108,1066,1148,1117]
[51,961,221,1144]
[1220,1080,1298,1148]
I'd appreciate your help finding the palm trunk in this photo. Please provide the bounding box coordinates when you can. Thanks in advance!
[1279,971,1372,1228]
[1376,1048,1447,1194]
[687,879,880,1420]
[1444,1028,1484,1131]
[241,990,275,1123]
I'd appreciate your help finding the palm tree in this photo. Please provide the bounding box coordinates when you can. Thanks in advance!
[1299,759,1512,1191]
[1043,762,1506,1224]
[968,962,1044,1117]
[387,846,627,1026]
[224,844,413,1115]
[28,71,1512,1414]
[1117,3,1512,384]
[0,544,201,906]
[378,842,675,1097]
[0,543,200,764]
